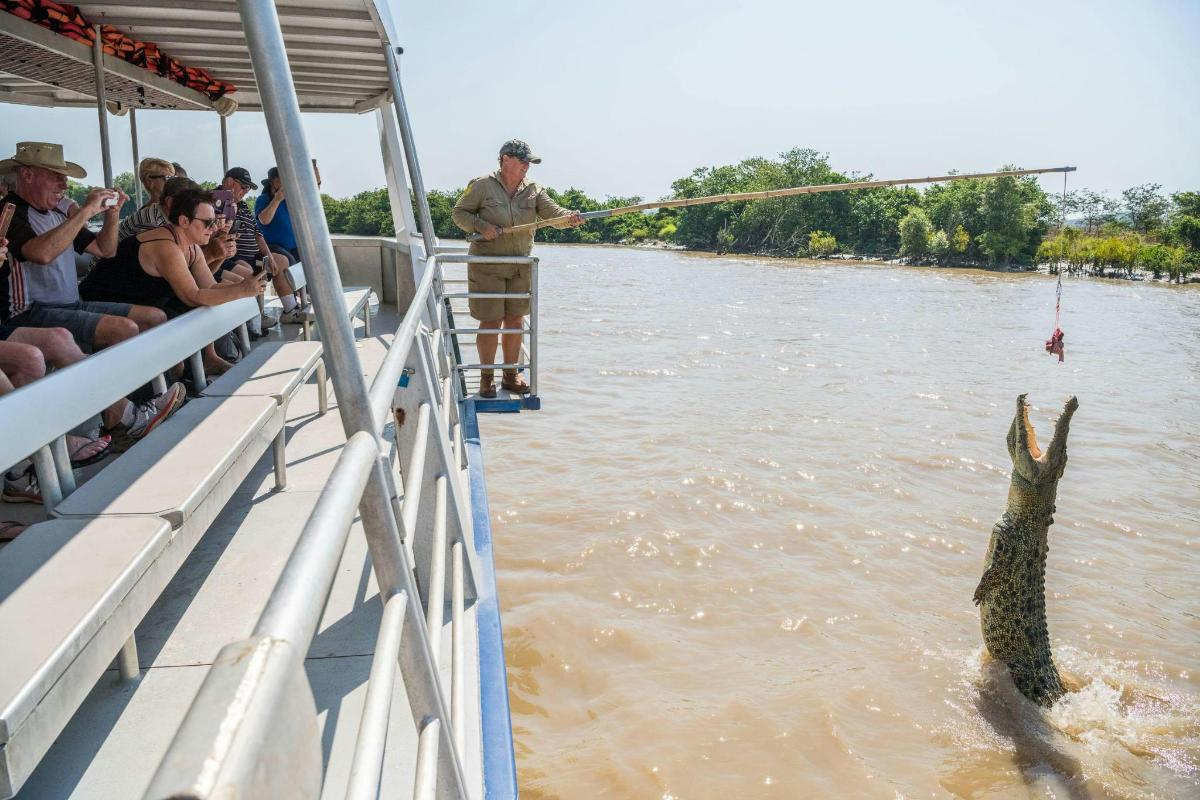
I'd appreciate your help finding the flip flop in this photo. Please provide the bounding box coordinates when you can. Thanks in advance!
[68,434,114,468]
[0,520,27,541]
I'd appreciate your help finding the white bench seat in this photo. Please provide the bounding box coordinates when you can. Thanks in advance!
[301,286,373,340]
[203,340,328,415]
[55,396,281,529]
[0,517,171,795]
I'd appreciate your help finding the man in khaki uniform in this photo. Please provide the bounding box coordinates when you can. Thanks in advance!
[452,140,582,397]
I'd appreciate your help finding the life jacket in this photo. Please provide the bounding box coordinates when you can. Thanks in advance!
[2,1,237,100]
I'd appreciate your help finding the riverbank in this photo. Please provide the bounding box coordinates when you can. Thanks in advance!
[578,240,1200,285]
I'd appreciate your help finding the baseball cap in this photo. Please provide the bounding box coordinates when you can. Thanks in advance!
[224,166,255,189]
[499,140,541,164]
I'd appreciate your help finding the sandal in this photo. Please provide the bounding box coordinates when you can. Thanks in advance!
[0,520,28,541]
[68,434,114,468]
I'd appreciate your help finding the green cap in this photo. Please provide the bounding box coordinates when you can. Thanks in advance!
[499,139,541,164]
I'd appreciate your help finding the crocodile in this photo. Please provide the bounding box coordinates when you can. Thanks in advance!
[973,394,1078,707]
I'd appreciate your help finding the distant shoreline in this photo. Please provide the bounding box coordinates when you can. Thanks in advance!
[532,240,1200,286]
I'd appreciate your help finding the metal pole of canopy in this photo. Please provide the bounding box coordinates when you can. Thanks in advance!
[91,25,113,186]
[235,2,469,795]
[129,108,143,206]
[220,115,230,173]
[384,46,437,258]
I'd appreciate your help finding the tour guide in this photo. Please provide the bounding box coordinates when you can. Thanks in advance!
[452,140,582,398]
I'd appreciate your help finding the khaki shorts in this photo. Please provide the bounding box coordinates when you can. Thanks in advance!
[467,263,531,321]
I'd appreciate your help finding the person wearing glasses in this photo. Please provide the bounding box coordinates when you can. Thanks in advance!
[81,189,267,318]
[135,157,175,208]
[451,139,583,398]
[0,141,163,352]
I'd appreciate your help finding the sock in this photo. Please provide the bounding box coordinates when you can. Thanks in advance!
[281,294,298,312]
[120,402,136,428]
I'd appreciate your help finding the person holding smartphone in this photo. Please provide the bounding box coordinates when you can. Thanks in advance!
[0,141,161,351]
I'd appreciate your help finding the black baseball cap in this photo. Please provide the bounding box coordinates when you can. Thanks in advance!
[224,166,255,189]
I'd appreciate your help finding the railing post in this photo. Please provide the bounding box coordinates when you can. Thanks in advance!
[235,2,469,795]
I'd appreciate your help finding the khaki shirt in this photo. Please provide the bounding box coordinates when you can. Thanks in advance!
[451,171,573,258]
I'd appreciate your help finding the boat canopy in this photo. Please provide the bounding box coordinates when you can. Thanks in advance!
[0,0,401,113]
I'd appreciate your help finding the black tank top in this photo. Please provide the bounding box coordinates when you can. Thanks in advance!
[80,226,197,309]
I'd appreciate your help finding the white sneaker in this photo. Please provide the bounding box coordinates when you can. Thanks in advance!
[279,307,308,325]
[107,382,187,452]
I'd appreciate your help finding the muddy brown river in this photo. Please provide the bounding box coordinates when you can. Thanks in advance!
[477,245,1199,799]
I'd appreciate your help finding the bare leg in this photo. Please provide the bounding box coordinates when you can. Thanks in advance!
[92,315,142,348]
[501,314,524,368]
[476,321,501,381]
[126,304,168,332]
[0,340,47,386]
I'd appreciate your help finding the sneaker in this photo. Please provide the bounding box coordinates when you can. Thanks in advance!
[261,310,280,330]
[2,465,41,504]
[278,307,308,325]
[107,382,187,452]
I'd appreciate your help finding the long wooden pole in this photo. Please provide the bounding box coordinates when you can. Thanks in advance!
[486,165,1077,238]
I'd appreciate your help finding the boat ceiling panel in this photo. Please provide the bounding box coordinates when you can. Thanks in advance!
[0,0,398,114]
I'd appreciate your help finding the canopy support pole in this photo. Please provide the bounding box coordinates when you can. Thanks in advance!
[384,46,437,258]
[220,115,230,173]
[129,108,142,206]
[92,25,113,186]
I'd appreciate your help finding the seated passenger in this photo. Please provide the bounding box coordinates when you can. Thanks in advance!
[119,174,193,241]
[79,188,266,316]
[136,157,175,208]
[0,141,166,351]
[220,167,302,322]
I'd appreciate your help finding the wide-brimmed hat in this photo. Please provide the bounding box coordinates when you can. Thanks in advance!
[499,140,541,164]
[0,141,87,179]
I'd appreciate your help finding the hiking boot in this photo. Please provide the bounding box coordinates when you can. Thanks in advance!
[2,464,41,504]
[107,382,187,452]
[279,307,308,325]
[501,370,531,394]
[478,370,497,399]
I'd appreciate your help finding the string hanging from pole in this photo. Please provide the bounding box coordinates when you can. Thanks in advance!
[1045,171,1068,362]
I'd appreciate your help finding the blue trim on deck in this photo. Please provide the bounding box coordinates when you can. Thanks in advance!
[463,399,519,799]
[474,395,541,413]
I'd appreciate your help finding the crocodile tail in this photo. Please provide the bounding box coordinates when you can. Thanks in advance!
[1007,659,1067,707]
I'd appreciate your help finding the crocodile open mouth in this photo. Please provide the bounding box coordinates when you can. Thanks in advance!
[1018,395,1043,461]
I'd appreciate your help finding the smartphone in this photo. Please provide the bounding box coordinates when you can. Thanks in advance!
[229,218,242,237]
[0,202,15,240]
[102,195,119,208]
[211,189,237,221]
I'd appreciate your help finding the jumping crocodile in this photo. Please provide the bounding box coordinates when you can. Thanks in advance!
[973,394,1078,707]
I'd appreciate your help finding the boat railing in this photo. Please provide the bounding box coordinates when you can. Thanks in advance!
[435,254,540,407]
[0,299,257,512]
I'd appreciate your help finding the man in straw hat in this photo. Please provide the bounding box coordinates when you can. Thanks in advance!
[0,141,166,351]
[451,139,583,398]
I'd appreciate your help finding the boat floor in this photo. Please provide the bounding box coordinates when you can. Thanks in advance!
[11,306,483,799]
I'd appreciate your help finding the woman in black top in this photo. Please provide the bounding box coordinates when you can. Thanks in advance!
[81,189,267,372]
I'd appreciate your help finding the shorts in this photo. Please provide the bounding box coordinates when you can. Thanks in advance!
[4,300,133,349]
[467,263,531,321]
[218,257,253,276]
[0,323,17,341]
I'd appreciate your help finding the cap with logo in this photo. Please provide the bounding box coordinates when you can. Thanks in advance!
[224,166,256,189]
[499,140,541,164]
[0,141,87,179]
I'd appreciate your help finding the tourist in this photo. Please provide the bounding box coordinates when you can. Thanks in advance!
[255,160,321,265]
[220,167,302,322]
[0,141,165,350]
[135,157,175,208]
[451,139,583,397]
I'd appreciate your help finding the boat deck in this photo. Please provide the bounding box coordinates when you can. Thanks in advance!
[9,306,484,799]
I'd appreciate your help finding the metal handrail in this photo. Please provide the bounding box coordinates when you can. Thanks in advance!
[0,298,257,475]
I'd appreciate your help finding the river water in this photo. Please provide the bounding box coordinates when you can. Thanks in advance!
[475,245,1200,799]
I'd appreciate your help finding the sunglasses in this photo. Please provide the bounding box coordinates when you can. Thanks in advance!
[191,216,219,229]
[145,174,170,180]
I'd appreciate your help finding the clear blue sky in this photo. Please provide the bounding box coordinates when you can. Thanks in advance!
[3,0,1198,202]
